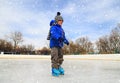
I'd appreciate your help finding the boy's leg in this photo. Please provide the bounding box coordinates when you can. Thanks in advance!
[51,47,61,76]
[58,48,64,75]
[58,48,64,67]
[51,47,59,69]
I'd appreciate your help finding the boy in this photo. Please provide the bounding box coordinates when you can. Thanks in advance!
[49,12,69,76]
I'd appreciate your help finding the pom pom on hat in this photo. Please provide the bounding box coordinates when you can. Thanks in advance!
[55,12,63,22]
[57,12,61,16]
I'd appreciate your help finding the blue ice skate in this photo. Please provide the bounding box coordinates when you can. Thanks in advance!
[58,67,64,75]
[52,68,60,77]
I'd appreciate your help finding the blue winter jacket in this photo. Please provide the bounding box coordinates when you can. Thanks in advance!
[50,24,69,48]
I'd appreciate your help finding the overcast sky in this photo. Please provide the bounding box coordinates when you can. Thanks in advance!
[0,0,120,49]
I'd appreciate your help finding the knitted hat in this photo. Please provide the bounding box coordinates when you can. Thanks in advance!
[55,12,63,22]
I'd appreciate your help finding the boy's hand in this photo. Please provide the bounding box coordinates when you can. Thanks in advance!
[66,42,69,45]
[64,40,69,45]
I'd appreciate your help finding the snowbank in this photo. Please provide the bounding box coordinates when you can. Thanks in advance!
[0,54,120,61]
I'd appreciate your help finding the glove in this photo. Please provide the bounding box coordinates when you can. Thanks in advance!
[66,42,69,45]
[64,40,69,45]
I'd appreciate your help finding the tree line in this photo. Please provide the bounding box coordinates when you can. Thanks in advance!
[0,24,120,55]
[63,24,120,54]
[0,31,35,54]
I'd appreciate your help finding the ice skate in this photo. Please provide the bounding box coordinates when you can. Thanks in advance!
[59,67,64,75]
[52,68,60,77]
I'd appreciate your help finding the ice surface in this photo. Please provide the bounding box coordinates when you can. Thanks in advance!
[0,59,120,83]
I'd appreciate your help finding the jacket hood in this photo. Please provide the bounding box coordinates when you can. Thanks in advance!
[50,20,55,26]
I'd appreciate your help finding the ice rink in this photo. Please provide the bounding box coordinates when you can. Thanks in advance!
[0,55,120,83]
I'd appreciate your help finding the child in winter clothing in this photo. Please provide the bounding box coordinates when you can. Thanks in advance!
[49,12,69,76]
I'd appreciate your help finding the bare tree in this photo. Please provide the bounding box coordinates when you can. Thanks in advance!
[0,39,13,52]
[96,36,111,54]
[63,44,69,54]
[96,23,120,54]
[18,44,34,54]
[8,31,23,51]
[68,41,78,54]
[76,37,94,54]
[39,47,50,55]
[27,44,34,52]
[109,24,120,53]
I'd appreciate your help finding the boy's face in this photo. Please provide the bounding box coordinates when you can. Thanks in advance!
[57,20,63,26]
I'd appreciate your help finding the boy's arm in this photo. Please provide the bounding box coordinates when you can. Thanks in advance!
[47,29,50,40]
[63,35,69,45]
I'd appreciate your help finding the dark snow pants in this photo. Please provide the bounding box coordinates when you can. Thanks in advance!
[51,47,64,69]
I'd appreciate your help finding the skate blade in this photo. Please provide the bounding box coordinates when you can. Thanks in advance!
[60,73,64,75]
[52,73,59,77]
